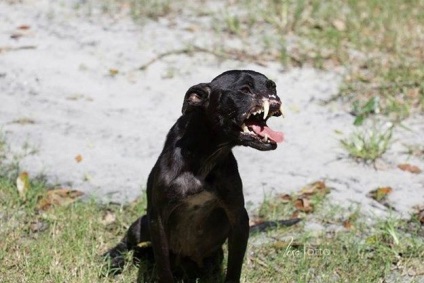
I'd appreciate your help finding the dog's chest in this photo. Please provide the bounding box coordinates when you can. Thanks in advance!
[167,191,230,265]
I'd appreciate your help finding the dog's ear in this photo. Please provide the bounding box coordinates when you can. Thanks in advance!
[182,83,211,114]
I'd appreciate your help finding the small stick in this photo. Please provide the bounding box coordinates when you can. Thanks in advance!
[138,45,267,71]
[0,45,37,53]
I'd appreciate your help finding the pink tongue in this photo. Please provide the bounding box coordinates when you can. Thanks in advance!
[249,124,284,143]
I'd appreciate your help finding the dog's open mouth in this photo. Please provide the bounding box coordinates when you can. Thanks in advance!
[240,102,284,144]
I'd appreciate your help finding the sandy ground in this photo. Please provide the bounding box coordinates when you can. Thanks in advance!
[1,0,423,217]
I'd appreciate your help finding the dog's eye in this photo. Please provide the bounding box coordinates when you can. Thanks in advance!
[240,83,253,93]
[240,86,251,93]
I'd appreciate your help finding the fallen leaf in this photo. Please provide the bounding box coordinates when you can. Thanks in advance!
[184,25,200,32]
[332,19,346,31]
[415,207,424,225]
[109,68,119,76]
[101,210,116,226]
[291,210,300,218]
[367,186,393,202]
[249,215,265,227]
[294,198,314,213]
[29,220,48,233]
[16,172,30,200]
[37,188,84,211]
[406,87,420,99]
[17,25,31,30]
[11,117,35,125]
[75,154,83,163]
[278,194,292,203]
[300,181,330,196]
[343,220,353,229]
[398,163,421,174]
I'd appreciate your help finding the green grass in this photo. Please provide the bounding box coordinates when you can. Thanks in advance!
[245,196,424,282]
[1,171,423,282]
[340,123,393,162]
[0,175,147,283]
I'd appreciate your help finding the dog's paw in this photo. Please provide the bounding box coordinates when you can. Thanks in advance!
[101,247,127,276]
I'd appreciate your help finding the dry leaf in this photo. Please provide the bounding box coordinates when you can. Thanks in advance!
[29,220,48,233]
[294,198,314,213]
[109,69,119,76]
[278,194,292,203]
[398,163,421,174]
[249,215,265,227]
[300,181,330,196]
[332,19,346,31]
[101,210,116,226]
[75,154,83,163]
[18,25,31,30]
[343,220,353,229]
[291,210,300,218]
[37,188,84,211]
[16,172,30,200]
[368,187,393,202]
[415,207,424,225]
[406,88,420,99]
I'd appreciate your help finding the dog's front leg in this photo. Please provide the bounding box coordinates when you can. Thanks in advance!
[148,211,174,283]
[225,208,249,283]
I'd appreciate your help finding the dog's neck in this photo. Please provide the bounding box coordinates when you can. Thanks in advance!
[175,112,234,177]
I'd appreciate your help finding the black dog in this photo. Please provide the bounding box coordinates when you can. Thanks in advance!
[104,70,287,282]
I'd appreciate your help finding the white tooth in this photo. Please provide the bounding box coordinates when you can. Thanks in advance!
[279,104,285,118]
[242,123,249,133]
[263,100,270,119]
[246,113,251,119]
[262,134,269,142]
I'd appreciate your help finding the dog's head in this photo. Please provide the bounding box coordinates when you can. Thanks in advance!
[182,70,284,151]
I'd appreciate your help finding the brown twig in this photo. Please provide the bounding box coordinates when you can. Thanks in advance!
[137,45,268,71]
[0,45,37,53]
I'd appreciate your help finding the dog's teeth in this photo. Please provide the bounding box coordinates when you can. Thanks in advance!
[242,123,249,133]
[246,113,251,119]
[280,104,285,118]
[262,134,269,142]
[263,100,270,119]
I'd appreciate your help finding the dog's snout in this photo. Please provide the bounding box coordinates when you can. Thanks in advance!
[259,97,283,118]
[269,98,281,106]
[268,98,281,112]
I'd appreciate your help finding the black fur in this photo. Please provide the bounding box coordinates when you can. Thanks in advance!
[103,70,291,282]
